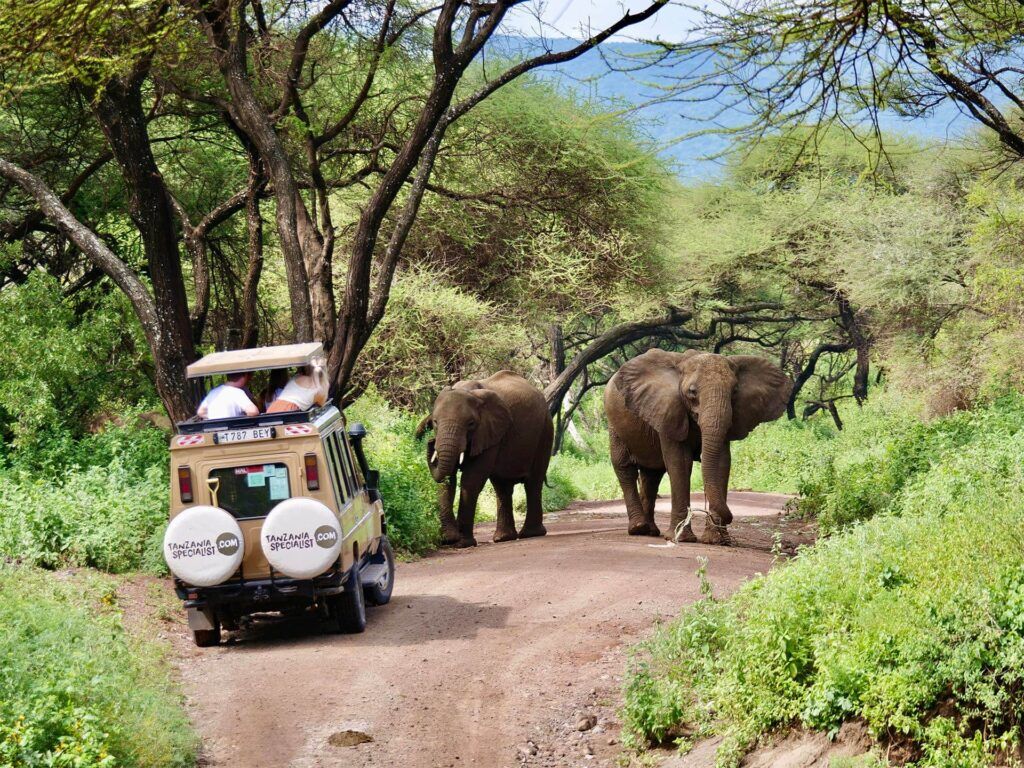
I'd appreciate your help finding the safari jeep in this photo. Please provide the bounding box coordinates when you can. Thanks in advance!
[163,342,394,647]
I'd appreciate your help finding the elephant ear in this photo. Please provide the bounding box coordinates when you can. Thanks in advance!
[726,356,792,439]
[414,414,433,439]
[616,349,694,441]
[468,388,512,455]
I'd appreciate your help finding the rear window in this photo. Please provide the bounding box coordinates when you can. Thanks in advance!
[209,463,290,519]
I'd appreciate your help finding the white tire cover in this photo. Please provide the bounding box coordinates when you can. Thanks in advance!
[260,498,342,579]
[163,506,244,587]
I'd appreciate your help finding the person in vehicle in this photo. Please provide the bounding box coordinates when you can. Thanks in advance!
[197,372,260,419]
[266,363,330,413]
[258,368,290,412]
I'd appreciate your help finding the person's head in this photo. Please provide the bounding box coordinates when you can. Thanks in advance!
[268,368,289,390]
[226,371,252,387]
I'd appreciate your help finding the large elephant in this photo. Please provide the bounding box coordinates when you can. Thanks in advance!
[604,349,791,545]
[417,371,553,548]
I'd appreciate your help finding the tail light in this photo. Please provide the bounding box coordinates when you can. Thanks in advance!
[177,466,193,503]
[304,453,320,491]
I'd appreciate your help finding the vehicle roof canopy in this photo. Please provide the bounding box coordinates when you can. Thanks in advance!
[186,342,324,379]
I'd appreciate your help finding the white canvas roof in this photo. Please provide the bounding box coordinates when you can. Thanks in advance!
[186,342,324,378]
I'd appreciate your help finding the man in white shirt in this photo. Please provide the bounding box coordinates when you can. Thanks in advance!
[197,372,260,419]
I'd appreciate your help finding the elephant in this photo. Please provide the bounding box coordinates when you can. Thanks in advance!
[416,371,554,548]
[604,349,791,545]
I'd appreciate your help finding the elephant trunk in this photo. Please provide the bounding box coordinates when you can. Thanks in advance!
[698,395,733,526]
[429,422,466,483]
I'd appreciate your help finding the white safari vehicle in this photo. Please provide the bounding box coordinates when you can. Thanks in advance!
[163,343,394,646]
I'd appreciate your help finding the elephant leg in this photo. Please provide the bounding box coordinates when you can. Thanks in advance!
[662,439,696,543]
[521,425,550,539]
[638,469,663,538]
[613,462,651,536]
[492,478,518,543]
[520,475,547,539]
[610,427,650,535]
[455,471,486,548]
[438,476,460,545]
[700,442,732,546]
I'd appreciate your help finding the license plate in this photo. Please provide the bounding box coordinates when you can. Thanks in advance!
[214,427,274,444]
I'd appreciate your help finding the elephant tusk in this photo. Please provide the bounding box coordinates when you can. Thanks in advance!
[459,451,465,466]
[430,450,438,464]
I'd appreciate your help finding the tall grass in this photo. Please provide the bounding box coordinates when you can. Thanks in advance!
[622,394,1024,767]
[0,566,197,767]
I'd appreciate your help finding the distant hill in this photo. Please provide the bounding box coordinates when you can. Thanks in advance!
[490,37,978,181]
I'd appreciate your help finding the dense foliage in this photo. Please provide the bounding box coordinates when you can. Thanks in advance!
[623,394,1024,766]
[0,566,196,767]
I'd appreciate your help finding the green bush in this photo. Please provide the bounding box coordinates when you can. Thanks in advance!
[0,416,172,574]
[0,565,196,767]
[347,390,440,555]
[622,395,1024,767]
[728,416,839,494]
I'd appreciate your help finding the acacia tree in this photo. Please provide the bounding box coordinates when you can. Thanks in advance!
[0,0,668,421]
[658,0,1024,165]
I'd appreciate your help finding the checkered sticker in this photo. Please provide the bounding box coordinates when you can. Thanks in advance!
[176,434,205,447]
[283,424,314,436]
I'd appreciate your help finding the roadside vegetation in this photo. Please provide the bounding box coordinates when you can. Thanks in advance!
[624,394,1024,767]
[5,2,1024,766]
[0,566,196,767]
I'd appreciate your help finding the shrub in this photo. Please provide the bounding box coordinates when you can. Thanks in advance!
[347,390,440,555]
[0,414,172,574]
[622,395,1024,767]
[0,565,197,767]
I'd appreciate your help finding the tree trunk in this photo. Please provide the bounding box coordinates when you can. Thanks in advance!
[196,0,315,342]
[548,323,565,383]
[544,307,695,415]
[787,342,853,419]
[92,79,197,421]
[240,167,264,349]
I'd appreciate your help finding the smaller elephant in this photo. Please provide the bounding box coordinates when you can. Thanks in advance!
[605,349,791,545]
[416,371,553,548]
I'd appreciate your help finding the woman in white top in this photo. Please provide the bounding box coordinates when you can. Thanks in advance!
[266,362,330,413]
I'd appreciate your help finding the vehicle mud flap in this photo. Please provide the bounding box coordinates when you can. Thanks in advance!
[361,535,395,606]
[187,606,216,631]
[328,566,367,634]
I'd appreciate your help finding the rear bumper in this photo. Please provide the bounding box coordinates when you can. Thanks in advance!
[175,566,349,613]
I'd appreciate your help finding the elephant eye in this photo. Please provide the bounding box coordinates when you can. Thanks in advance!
[687,386,698,398]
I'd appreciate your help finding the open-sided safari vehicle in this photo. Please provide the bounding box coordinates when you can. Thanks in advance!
[163,342,394,647]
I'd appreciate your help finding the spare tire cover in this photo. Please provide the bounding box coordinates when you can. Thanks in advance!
[260,498,342,579]
[163,506,244,587]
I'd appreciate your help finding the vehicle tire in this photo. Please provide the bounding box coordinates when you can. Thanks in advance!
[329,566,366,634]
[193,620,221,648]
[364,535,395,606]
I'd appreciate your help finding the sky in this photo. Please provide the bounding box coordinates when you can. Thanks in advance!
[505,1,704,44]
[496,1,978,181]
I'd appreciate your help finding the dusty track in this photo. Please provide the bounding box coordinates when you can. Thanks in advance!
[171,492,804,768]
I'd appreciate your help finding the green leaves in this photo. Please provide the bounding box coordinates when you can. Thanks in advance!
[622,394,1024,766]
[0,565,196,767]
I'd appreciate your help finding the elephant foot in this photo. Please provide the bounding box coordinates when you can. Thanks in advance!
[646,523,661,537]
[493,528,518,543]
[440,529,461,546]
[455,536,478,549]
[628,522,655,536]
[700,521,731,546]
[672,523,697,544]
[518,524,547,539]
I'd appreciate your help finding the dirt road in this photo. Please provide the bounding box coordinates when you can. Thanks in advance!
[173,492,804,768]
